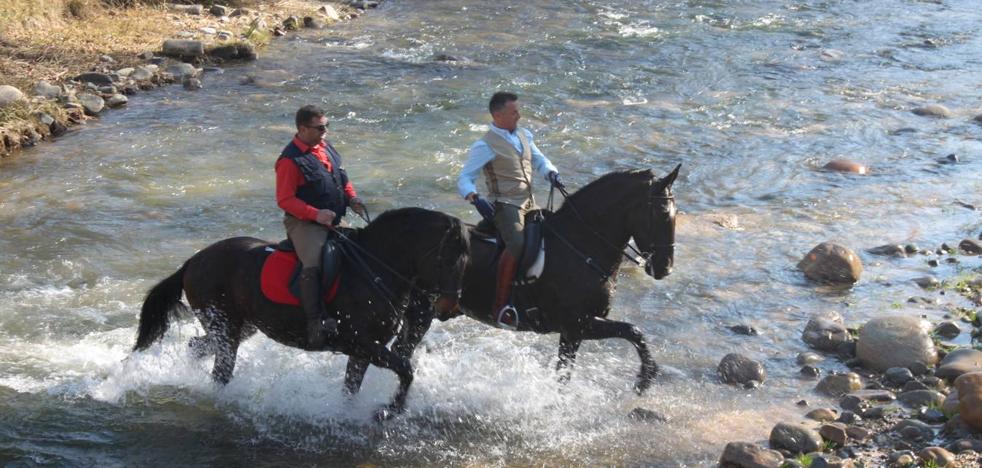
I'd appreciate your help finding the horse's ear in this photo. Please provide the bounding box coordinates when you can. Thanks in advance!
[658,163,681,189]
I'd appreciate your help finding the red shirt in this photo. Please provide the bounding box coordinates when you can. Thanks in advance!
[275,135,358,221]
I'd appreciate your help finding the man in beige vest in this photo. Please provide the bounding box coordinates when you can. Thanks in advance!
[457,91,564,328]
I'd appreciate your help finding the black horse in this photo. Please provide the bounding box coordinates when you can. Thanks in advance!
[132,207,469,418]
[344,166,680,396]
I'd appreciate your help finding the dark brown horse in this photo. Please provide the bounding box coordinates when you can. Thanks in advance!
[343,166,679,396]
[132,207,469,419]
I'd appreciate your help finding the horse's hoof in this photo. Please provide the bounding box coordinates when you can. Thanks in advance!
[373,404,403,422]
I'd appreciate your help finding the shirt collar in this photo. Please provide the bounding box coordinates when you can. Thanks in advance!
[490,123,518,137]
[292,135,325,153]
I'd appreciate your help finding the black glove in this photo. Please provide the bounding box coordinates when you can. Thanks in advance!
[548,171,565,190]
[471,196,495,221]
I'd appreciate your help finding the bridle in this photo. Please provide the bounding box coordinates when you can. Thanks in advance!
[333,217,464,314]
[546,182,675,281]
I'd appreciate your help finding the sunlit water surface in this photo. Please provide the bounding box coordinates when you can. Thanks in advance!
[3,0,982,465]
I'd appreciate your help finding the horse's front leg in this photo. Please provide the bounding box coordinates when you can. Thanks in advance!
[344,357,370,396]
[556,333,582,385]
[392,293,435,361]
[350,343,414,421]
[579,317,658,394]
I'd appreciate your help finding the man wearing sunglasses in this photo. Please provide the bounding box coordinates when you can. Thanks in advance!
[275,104,366,348]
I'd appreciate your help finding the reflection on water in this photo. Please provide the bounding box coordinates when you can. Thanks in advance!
[3,0,982,465]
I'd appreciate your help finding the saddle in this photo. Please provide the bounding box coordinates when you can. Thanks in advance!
[469,210,549,329]
[470,209,547,284]
[259,237,343,306]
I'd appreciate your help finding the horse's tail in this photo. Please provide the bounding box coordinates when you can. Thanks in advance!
[133,262,189,352]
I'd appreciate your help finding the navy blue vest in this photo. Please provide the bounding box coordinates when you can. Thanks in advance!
[279,140,349,224]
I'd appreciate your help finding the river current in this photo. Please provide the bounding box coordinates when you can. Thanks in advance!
[2,0,982,465]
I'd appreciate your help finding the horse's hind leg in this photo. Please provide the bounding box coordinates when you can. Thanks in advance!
[189,335,215,359]
[579,317,658,394]
[207,309,244,385]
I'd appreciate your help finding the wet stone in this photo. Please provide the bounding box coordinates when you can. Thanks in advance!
[627,407,667,423]
[959,238,982,255]
[867,244,906,257]
[801,365,821,378]
[885,367,914,386]
[934,321,960,339]
[806,408,838,422]
[797,352,824,365]
[817,373,862,397]
[837,411,861,424]
[728,324,759,336]
[916,407,946,424]
[913,276,939,289]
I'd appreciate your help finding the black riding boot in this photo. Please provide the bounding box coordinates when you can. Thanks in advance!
[300,267,337,349]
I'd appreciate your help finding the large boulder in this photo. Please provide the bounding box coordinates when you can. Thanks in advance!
[802,312,851,351]
[954,371,982,431]
[912,104,952,118]
[162,39,205,58]
[824,159,867,174]
[77,93,105,116]
[719,441,783,468]
[856,316,937,372]
[74,72,113,86]
[0,85,26,108]
[718,353,766,386]
[33,80,61,99]
[207,43,257,62]
[798,242,863,284]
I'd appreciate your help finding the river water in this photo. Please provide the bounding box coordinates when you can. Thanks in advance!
[3,0,982,465]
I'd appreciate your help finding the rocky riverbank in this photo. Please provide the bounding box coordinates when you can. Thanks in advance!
[706,238,982,467]
[0,0,373,158]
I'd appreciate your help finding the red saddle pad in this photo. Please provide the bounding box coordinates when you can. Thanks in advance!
[260,250,340,306]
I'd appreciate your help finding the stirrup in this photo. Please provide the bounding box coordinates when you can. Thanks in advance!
[496,305,519,330]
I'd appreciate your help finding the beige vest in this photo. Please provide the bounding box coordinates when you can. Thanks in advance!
[481,128,534,207]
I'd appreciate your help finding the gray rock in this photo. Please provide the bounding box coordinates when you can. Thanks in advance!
[199,27,217,35]
[769,422,822,454]
[948,438,982,453]
[798,242,863,284]
[209,4,228,16]
[105,94,128,108]
[913,276,939,289]
[347,0,380,8]
[917,407,946,424]
[959,238,982,255]
[797,352,824,365]
[217,31,233,41]
[718,353,766,385]
[36,112,55,126]
[207,43,256,62]
[182,77,202,91]
[77,93,105,115]
[893,419,935,440]
[230,7,252,17]
[934,321,961,339]
[74,72,113,86]
[899,389,945,408]
[805,408,838,422]
[856,316,938,372]
[936,348,982,380]
[802,313,851,351]
[166,63,199,79]
[816,373,862,397]
[729,324,759,336]
[720,441,784,468]
[867,244,906,257]
[162,39,205,58]
[840,389,896,411]
[169,3,203,15]
[819,423,849,447]
[918,447,956,466]
[885,367,914,386]
[97,85,116,95]
[845,426,870,441]
[801,365,821,378]
[627,407,667,423]
[303,16,324,29]
[33,81,61,99]
[115,67,135,78]
[241,69,291,87]
[130,66,154,82]
[912,104,952,118]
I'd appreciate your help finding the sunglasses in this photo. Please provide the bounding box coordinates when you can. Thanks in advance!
[304,122,329,132]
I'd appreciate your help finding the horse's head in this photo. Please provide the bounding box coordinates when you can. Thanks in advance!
[630,164,680,280]
[412,213,470,316]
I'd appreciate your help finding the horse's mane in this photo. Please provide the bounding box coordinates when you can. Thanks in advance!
[557,169,655,215]
[358,207,466,249]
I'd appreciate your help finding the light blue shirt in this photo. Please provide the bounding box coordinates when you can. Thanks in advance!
[457,123,558,199]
